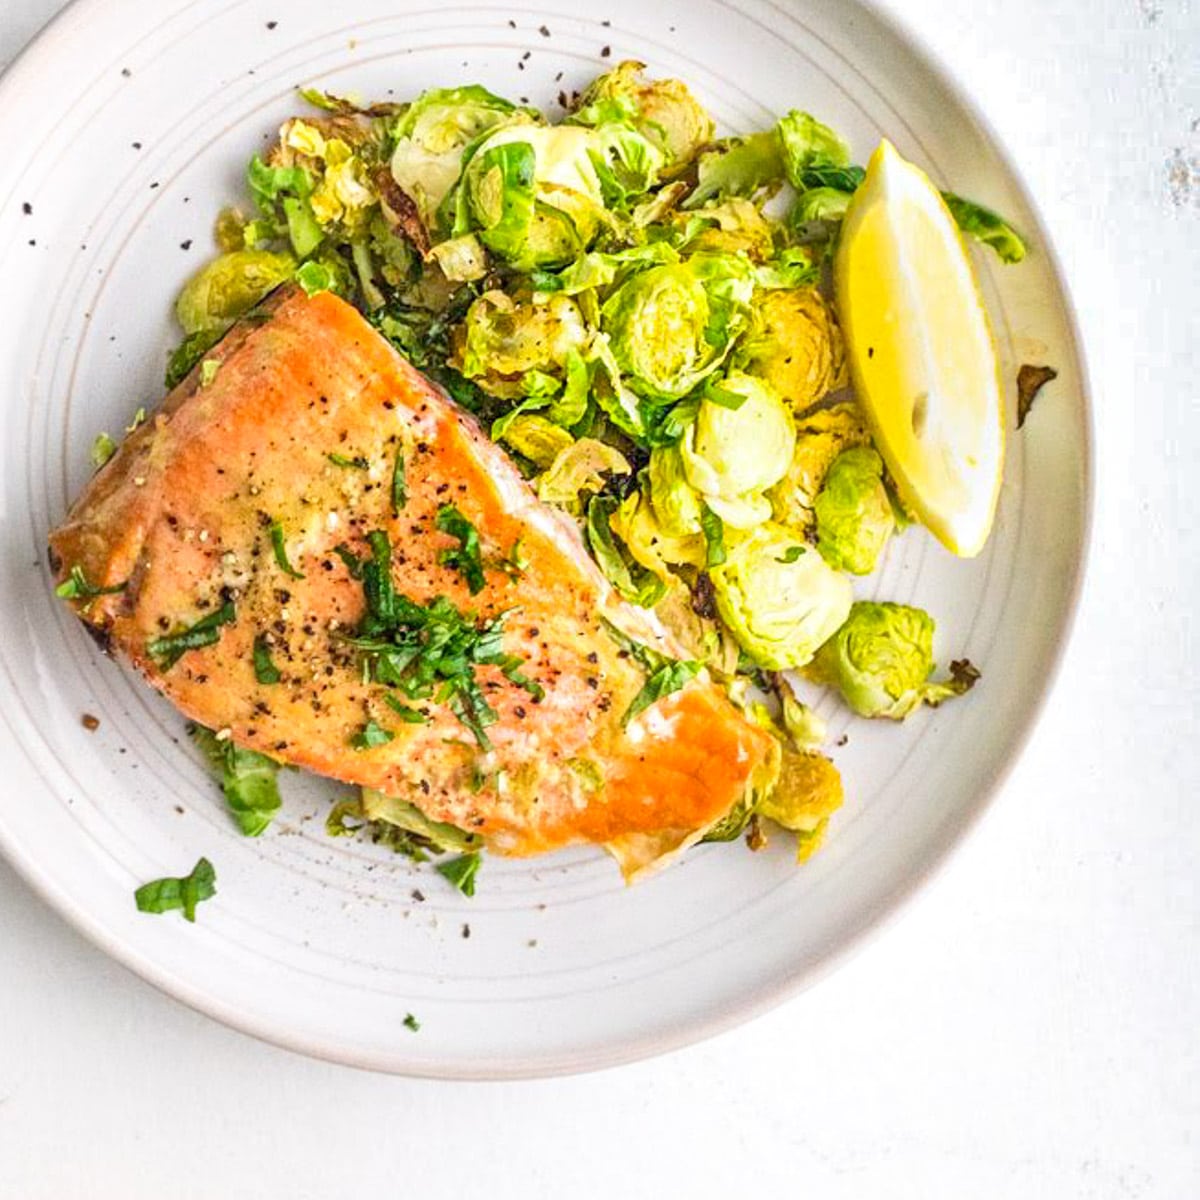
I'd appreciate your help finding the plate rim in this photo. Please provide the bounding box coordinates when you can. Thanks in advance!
[0,0,1095,1079]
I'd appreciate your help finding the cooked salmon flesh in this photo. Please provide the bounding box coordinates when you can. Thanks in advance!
[49,286,780,870]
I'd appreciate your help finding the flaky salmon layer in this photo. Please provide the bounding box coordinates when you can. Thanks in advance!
[50,287,778,864]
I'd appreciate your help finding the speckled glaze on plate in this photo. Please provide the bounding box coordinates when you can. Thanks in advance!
[0,0,1090,1077]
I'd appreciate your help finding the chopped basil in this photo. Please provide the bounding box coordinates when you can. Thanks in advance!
[437,851,482,897]
[351,719,394,749]
[134,857,216,921]
[191,725,282,836]
[436,504,486,595]
[269,520,305,579]
[623,658,701,727]
[252,633,281,684]
[382,694,428,723]
[332,543,364,579]
[55,565,127,600]
[704,381,749,410]
[699,503,726,568]
[327,452,369,470]
[343,530,540,749]
[361,530,398,628]
[147,600,236,670]
[391,445,407,514]
[602,620,701,727]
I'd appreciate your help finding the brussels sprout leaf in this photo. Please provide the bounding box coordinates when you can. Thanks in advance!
[191,725,283,836]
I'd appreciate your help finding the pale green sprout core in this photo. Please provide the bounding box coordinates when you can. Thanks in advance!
[710,523,852,669]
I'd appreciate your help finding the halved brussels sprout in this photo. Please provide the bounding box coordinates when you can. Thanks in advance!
[572,61,714,174]
[537,438,631,508]
[808,601,979,719]
[680,371,795,529]
[600,255,751,401]
[450,290,589,399]
[814,446,895,575]
[710,522,853,669]
[767,401,872,532]
[390,85,529,230]
[461,125,608,270]
[600,263,712,400]
[175,250,297,337]
[736,286,846,411]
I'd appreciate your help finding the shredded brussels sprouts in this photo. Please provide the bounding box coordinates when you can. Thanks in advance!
[162,64,1018,867]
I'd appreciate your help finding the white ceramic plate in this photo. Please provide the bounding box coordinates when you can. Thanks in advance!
[0,0,1090,1077]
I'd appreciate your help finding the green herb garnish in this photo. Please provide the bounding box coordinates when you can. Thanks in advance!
[391,445,407,514]
[147,600,236,669]
[403,1012,421,1032]
[699,503,726,568]
[776,545,804,564]
[269,520,305,579]
[623,658,701,727]
[252,633,281,684]
[345,530,541,749]
[436,504,487,594]
[134,857,216,922]
[382,694,428,724]
[55,565,127,601]
[332,543,364,579]
[351,719,394,750]
[704,381,749,410]
[437,852,482,897]
[327,452,369,470]
[602,620,701,727]
[191,725,282,836]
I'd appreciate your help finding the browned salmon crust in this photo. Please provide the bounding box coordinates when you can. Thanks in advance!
[49,287,777,859]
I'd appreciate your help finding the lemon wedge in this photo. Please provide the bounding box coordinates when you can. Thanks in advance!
[834,140,1004,557]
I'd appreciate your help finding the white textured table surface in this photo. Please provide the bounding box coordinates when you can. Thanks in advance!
[1,1,1197,1196]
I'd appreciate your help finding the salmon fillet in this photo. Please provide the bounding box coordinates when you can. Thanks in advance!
[49,286,778,870]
